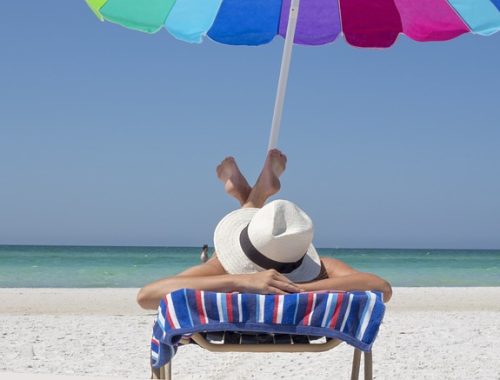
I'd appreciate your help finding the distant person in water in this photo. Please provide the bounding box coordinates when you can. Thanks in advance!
[137,149,392,310]
[200,244,209,263]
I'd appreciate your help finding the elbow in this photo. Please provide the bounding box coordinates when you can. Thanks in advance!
[381,280,393,303]
[137,277,180,310]
[137,286,158,310]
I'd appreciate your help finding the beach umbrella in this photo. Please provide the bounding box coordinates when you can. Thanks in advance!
[85,0,500,149]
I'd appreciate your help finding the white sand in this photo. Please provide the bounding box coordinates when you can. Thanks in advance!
[1,288,499,379]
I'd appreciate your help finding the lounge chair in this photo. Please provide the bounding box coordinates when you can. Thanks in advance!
[150,289,385,380]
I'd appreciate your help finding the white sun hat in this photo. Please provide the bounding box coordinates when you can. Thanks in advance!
[214,199,322,283]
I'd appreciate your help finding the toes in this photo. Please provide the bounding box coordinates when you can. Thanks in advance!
[217,157,236,172]
[269,149,285,158]
[268,149,286,164]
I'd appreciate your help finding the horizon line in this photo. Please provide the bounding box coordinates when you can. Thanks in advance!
[0,243,499,251]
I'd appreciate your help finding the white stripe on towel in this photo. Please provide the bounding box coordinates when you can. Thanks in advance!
[356,291,377,340]
[308,293,317,326]
[340,293,354,332]
[277,295,284,324]
[166,293,181,329]
[216,293,224,322]
[238,293,243,322]
[258,295,265,323]
[321,293,334,327]
[157,306,166,329]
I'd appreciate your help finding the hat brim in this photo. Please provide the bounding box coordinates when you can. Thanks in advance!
[214,208,322,283]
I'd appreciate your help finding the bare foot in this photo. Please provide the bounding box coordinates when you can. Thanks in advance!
[216,157,251,205]
[253,149,287,200]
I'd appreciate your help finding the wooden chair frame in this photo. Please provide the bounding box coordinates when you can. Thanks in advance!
[151,333,373,380]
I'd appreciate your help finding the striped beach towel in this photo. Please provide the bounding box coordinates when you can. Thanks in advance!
[151,289,385,368]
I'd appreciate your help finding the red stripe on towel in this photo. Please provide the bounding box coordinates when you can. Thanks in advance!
[303,292,314,325]
[226,293,233,322]
[329,292,344,328]
[195,291,207,324]
[272,294,279,323]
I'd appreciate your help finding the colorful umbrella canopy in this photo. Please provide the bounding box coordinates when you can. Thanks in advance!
[85,0,500,149]
[86,0,500,48]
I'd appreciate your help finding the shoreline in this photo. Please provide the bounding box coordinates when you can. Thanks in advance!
[1,287,500,315]
[1,288,499,379]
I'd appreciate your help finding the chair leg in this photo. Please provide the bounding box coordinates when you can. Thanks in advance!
[151,363,169,380]
[165,361,172,380]
[364,352,372,380]
[151,365,162,379]
[350,349,361,380]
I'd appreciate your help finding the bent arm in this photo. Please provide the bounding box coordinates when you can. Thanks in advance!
[137,257,304,310]
[301,257,393,302]
[137,273,243,310]
[300,272,392,302]
[137,256,230,310]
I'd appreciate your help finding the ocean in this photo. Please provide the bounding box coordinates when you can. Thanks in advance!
[0,245,499,287]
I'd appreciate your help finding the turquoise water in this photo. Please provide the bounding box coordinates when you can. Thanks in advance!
[0,245,499,287]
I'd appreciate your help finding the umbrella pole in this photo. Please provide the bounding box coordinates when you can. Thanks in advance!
[268,0,300,151]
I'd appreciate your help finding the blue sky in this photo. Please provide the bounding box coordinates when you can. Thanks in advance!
[0,1,499,249]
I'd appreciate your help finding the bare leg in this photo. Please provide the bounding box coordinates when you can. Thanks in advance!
[139,150,287,310]
[243,149,287,208]
[216,157,252,206]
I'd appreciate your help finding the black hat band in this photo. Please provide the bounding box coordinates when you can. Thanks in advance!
[239,225,305,274]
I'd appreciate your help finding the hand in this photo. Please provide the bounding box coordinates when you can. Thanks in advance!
[237,269,304,294]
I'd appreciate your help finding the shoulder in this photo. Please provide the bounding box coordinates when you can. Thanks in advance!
[320,257,359,278]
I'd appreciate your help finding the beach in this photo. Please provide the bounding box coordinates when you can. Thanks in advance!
[1,288,499,379]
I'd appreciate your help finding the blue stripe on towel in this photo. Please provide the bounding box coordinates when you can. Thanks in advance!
[281,293,297,325]
[183,289,194,327]
[355,292,374,341]
[204,292,219,323]
[360,292,386,344]
[264,295,275,324]
[170,290,190,328]
[295,293,309,325]
[310,293,328,326]
[186,290,201,326]
[345,292,365,336]
[243,293,257,323]
[322,293,338,327]
[335,293,350,330]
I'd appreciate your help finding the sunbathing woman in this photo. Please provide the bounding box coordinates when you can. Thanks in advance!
[137,149,392,310]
